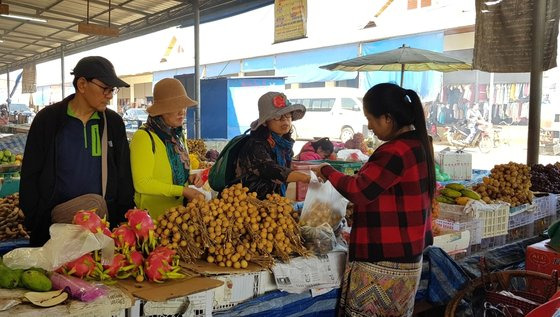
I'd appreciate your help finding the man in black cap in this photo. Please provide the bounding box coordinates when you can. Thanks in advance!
[20,56,135,246]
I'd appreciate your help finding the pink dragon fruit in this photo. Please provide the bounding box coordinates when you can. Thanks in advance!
[112,224,137,251]
[125,250,145,282]
[125,209,156,252]
[144,247,184,283]
[93,253,133,280]
[73,210,112,237]
[61,253,96,278]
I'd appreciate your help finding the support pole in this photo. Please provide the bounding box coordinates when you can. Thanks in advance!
[61,45,65,98]
[527,0,546,165]
[194,0,201,139]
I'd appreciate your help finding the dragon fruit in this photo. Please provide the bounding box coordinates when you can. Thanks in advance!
[144,247,184,283]
[125,209,156,252]
[125,250,145,282]
[93,253,133,280]
[60,253,96,278]
[73,210,112,237]
[112,224,137,252]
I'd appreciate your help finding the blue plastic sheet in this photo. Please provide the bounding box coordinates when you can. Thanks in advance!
[214,289,339,317]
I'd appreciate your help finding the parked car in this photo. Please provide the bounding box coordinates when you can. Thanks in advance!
[8,103,30,115]
[123,108,148,123]
[286,87,367,142]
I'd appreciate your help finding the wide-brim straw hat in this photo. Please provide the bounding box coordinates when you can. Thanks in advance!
[147,78,197,116]
[250,91,306,131]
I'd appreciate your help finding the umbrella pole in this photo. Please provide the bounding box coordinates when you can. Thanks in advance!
[400,64,405,86]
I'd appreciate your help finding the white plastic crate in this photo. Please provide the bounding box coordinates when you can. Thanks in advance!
[212,271,276,312]
[533,194,558,220]
[435,217,483,245]
[474,203,510,238]
[508,205,535,229]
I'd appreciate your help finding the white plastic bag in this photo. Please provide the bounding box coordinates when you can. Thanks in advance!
[300,172,348,230]
[3,224,114,271]
[336,149,369,162]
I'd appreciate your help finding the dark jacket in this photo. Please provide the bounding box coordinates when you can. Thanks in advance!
[20,94,135,246]
[233,134,292,200]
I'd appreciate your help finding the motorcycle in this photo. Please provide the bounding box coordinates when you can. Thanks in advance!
[444,121,495,153]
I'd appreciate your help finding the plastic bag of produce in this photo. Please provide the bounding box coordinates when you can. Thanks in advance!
[300,172,348,230]
[50,272,107,302]
[300,223,337,255]
[2,224,114,271]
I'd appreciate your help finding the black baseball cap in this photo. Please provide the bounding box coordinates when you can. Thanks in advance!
[71,56,130,88]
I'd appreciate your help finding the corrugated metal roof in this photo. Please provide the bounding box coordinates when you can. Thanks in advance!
[0,0,273,74]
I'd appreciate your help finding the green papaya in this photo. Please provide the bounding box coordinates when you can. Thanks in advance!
[441,188,462,198]
[21,270,52,292]
[461,189,481,200]
[445,183,465,191]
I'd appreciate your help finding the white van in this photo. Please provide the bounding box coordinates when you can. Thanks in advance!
[286,87,367,142]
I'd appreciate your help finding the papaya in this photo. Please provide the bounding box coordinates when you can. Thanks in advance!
[441,188,462,198]
[455,196,470,206]
[445,183,465,191]
[21,270,52,292]
[461,189,481,200]
[436,195,455,204]
[0,266,20,289]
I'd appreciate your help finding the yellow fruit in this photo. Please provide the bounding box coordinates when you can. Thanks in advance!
[455,197,470,206]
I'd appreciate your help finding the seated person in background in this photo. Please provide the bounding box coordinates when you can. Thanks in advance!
[297,137,334,161]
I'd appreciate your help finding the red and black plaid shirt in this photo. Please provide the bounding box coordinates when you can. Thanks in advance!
[322,131,433,263]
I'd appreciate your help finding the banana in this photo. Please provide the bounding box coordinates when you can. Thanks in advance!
[441,188,462,198]
[460,189,481,200]
[445,183,465,191]
[436,195,456,204]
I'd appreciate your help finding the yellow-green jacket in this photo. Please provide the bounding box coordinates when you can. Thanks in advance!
[130,129,185,219]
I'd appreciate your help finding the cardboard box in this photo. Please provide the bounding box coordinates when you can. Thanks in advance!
[117,276,223,302]
[433,230,470,254]
[526,239,560,291]
[437,150,472,180]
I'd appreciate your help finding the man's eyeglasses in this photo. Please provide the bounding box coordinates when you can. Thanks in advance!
[88,80,119,95]
[271,113,292,121]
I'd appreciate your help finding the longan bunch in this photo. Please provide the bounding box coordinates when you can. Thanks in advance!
[155,183,308,269]
[472,162,532,207]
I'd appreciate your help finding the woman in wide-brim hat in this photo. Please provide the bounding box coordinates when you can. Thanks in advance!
[231,91,311,199]
[129,78,204,219]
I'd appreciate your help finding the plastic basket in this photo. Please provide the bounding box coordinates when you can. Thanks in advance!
[534,215,555,235]
[469,235,506,255]
[438,202,474,222]
[435,217,483,245]
[508,206,535,229]
[506,224,534,243]
[533,194,557,220]
[474,203,510,239]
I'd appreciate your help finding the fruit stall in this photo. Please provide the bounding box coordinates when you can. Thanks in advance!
[1,136,560,316]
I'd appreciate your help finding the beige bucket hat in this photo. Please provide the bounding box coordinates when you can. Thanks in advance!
[250,92,306,130]
[147,78,198,116]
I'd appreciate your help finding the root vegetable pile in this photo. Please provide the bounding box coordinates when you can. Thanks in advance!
[0,193,28,241]
[155,183,309,269]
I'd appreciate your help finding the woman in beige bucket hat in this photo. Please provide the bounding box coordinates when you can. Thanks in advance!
[230,91,311,199]
[129,78,204,219]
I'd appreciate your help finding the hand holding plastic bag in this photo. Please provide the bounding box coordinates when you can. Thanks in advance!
[300,172,348,230]
[3,223,114,271]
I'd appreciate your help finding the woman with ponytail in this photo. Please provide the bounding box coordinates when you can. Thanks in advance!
[313,83,435,317]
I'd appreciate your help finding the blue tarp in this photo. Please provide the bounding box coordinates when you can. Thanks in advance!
[360,32,444,100]
[276,45,358,84]
[214,289,339,317]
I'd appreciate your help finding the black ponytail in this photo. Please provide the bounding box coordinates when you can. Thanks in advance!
[405,89,436,200]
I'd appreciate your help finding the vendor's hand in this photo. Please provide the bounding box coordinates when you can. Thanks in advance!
[311,163,330,181]
[183,186,205,201]
[188,173,204,188]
